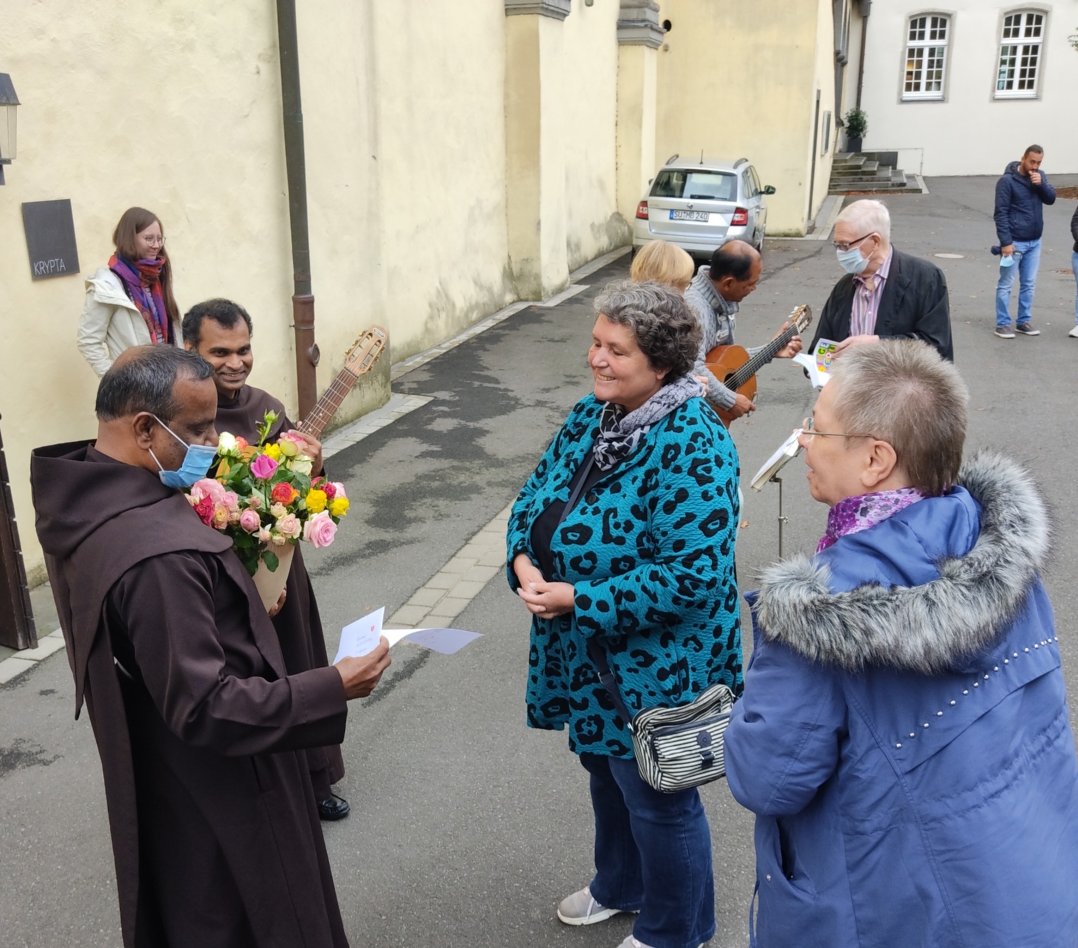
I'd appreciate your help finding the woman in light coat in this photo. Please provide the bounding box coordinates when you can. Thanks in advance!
[724,340,1078,947]
[77,207,181,376]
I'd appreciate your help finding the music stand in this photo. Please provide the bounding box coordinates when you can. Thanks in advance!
[750,429,802,558]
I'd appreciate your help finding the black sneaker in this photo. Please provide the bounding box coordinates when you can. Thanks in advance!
[1015,324,1041,336]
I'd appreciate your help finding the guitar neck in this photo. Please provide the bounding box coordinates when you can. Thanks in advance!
[726,325,796,392]
[297,367,360,440]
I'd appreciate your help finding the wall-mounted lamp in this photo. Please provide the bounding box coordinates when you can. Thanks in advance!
[0,73,20,186]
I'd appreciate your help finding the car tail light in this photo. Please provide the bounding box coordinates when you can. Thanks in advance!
[636,201,649,220]
[731,207,749,226]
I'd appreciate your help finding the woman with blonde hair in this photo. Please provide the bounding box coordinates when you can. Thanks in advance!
[77,206,181,376]
[630,240,695,294]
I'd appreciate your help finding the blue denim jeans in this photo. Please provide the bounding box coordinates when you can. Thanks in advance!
[1072,251,1078,324]
[580,752,715,948]
[995,238,1041,329]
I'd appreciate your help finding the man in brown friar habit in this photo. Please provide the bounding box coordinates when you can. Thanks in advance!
[31,345,390,948]
[182,297,351,821]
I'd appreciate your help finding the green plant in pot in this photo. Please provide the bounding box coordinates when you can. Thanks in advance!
[843,108,868,153]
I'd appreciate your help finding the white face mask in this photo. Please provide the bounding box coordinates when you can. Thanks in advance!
[836,246,870,275]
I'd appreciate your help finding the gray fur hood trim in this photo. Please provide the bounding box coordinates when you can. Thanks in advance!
[753,451,1049,674]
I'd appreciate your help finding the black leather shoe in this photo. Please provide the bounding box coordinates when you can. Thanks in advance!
[317,793,350,822]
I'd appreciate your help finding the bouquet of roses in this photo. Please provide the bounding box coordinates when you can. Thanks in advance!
[185,410,350,576]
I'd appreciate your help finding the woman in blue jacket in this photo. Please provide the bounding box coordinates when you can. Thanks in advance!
[724,340,1078,947]
[507,281,741,948]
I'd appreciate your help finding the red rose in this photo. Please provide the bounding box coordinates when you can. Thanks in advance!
[193,494,215,526]
[271,482,297,505]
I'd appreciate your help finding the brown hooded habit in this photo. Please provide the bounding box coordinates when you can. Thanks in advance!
[31,442,350,948]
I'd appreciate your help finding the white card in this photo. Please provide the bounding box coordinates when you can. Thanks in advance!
[333,606,483,662]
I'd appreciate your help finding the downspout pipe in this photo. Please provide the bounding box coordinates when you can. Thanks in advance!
[276,0,318,418]
[856,0,871,109]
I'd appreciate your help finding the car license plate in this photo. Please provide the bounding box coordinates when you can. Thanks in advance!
[670,210,709,222]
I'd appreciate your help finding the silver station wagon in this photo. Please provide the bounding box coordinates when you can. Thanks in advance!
[633,156,775,258]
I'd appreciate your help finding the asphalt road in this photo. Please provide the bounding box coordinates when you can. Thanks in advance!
[1,174,1077,947]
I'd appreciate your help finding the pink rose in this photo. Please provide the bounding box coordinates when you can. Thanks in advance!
[257,527,272,544]
[302,511,338,549]
[250,454,279,480]
[331,482,347,500]
[239,509,261,533]
[220,490,240,513]
[276,513,302,540]
[190,477,226,503]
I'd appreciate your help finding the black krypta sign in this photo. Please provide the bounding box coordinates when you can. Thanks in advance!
[21,199,80,281]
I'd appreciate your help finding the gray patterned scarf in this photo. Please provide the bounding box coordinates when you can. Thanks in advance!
[592,375,701,471]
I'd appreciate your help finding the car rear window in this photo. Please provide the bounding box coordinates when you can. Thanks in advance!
[651,170,737,202]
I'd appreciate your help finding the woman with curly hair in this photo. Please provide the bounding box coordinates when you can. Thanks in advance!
[508,280,741,948]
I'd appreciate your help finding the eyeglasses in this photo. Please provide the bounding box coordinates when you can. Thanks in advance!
[141,235,166,247]
[799,417,873,440]
[831,232,875,252]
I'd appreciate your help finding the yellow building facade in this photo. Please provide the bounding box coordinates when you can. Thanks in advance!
[0,0,848,582]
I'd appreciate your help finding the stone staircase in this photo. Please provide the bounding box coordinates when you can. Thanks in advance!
[829,151,921,194]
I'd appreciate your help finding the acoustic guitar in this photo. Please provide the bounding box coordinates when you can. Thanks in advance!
[705,304,812,426]
[296,326,388,439]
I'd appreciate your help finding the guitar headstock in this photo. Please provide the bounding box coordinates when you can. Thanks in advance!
[788,304,813,335]
[343,326,388,376]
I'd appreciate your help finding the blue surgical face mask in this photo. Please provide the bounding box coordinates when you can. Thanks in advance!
[836,246,870,275]
[148,415,218,489]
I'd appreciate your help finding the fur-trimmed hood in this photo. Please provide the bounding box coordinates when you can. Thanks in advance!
[752,451,1049,674]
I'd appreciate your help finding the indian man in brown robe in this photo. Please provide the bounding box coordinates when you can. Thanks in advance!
[31,346,390,947]
[182,298,350,821]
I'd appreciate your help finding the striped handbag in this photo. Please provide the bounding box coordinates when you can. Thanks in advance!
[587,640,735,793]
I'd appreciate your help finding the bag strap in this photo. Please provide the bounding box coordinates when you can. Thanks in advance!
[555,453,596,529]
[556,452,634,726]
[586,637,634,728]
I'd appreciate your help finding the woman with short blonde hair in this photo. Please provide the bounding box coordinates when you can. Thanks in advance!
[630,240,695,293]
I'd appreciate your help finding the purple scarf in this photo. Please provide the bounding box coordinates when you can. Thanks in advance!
[816,487,926,553]
[109,253,171,345]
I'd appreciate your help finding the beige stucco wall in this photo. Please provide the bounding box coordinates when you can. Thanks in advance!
[0,4,295,584]
[561,2,632,270]
[653,0,834,236]
[0,2,633,582]
[859,1,1078,175]
[616,44,660,229]
[1,1,847,586]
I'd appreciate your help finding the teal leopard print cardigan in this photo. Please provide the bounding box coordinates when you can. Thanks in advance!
[507,394,743,759]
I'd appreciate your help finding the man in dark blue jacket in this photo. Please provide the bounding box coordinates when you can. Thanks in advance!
[993,144,1055,338]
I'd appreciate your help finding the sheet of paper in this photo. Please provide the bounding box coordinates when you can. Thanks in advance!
[334,607,483,662]
[391,627,483,655]
[750,428,802,491]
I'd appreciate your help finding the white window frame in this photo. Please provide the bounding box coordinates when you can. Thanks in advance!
[994,9,1046,99]
[903,13,951,101]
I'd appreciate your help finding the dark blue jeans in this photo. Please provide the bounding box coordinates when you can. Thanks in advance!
[580,752,715,948]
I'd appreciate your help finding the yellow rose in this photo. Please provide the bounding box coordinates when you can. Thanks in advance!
[329,497,350,518]
[263,443,283,461]
[306,489,328,513]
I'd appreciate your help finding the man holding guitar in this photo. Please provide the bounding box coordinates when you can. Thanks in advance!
[182,299,351,823]
[685,240,802,420]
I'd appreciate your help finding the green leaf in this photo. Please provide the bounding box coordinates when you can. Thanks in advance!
[261,549,280,572]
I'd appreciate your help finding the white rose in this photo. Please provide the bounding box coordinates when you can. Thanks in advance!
[218,431,239,455]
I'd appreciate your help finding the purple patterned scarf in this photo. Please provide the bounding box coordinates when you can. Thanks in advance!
[109,253,171,345]
[816,487,926,552]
